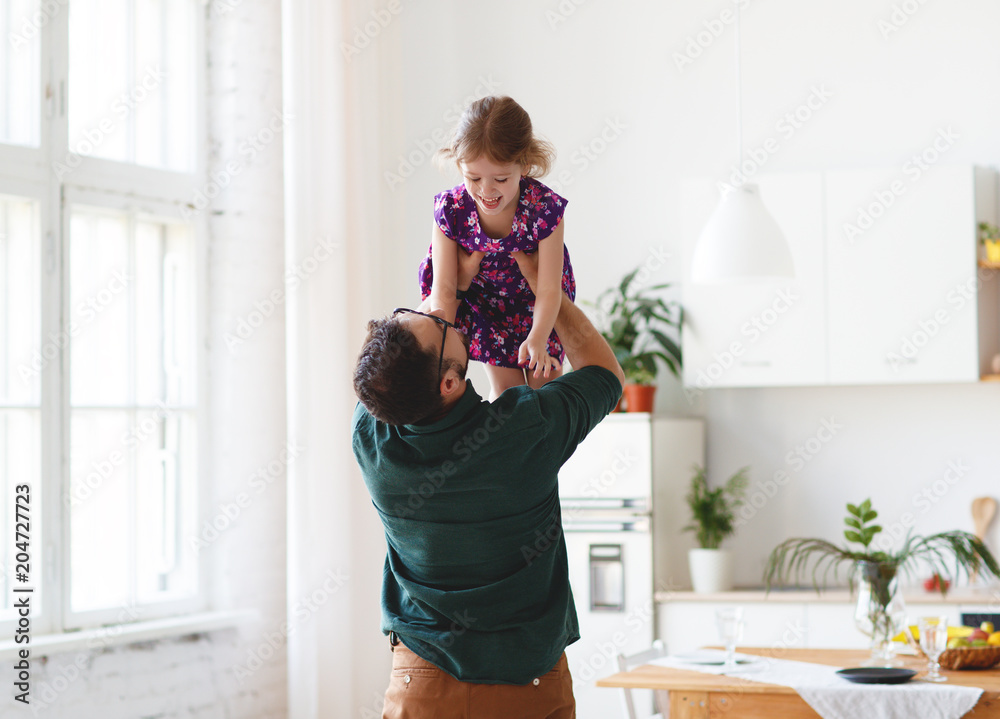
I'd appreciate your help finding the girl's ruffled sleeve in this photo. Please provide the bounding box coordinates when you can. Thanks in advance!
[433,190,457,241]
[532,184,568,242]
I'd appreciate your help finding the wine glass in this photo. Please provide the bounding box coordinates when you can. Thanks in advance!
[918,615,949,682]
[715,607,744,668]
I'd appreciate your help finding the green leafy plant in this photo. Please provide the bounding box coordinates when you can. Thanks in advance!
[763,498,1000,594]
[682,465,749,549]
[978,221,1000,244]
[589,266,682,386]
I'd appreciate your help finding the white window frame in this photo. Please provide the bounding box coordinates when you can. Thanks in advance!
[0,0,210,639]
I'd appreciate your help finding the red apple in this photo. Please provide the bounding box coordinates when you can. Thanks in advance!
[968,628,989,642]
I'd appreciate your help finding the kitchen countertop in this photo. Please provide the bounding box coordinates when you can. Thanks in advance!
[655,586,1000,604]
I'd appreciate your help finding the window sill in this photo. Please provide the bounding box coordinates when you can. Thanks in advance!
[0,608,259,660]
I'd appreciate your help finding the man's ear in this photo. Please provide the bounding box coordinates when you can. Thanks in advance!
[440,370,462,397]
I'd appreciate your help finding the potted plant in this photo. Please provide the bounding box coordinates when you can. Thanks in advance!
[683,465,749,592]
[764,498,1000,666]
[591,266,682,412]
[979,222,1000,264]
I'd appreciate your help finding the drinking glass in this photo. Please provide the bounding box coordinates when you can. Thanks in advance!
[918,616,949,682]
[715,607,745,668]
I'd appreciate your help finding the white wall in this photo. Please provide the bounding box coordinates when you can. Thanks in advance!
[368,0,1000,591]
[0,3,291,718]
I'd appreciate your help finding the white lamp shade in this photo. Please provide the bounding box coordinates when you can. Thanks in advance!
[690,183,795,283]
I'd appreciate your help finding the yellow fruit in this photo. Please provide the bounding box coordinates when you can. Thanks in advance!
[893,625,976,643]
[982,621,996,634]
[988,632,1000,647]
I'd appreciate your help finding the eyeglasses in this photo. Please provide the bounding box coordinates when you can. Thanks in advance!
[392,308,457,383]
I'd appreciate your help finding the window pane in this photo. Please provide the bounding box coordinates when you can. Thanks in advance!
[69,206,198,614]
[0,0,41,147]
[0,195,40,406]
[0,410,41,621]
[135,409,197,602]
[68,0,197,171]
[70,207,130,406]
[69,410,131,612]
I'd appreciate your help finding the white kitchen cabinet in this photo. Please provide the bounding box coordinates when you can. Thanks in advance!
[824,165,985,385]
[657,600,810,655]
[681,174,828,389]
[656,589,999,654]
[680,164,1000,388]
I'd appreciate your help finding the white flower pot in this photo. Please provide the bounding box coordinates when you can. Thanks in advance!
[688,548,734,593]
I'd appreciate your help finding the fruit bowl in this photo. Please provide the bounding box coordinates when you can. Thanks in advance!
[937,646,1000,671]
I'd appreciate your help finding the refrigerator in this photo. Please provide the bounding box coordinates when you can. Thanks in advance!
[558,414,705,719]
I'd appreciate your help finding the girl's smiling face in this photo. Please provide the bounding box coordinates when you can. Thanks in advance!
[460,156,522,217]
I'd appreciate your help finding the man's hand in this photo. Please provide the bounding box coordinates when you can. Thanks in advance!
[512,250,539,294]
[457,249,486,292]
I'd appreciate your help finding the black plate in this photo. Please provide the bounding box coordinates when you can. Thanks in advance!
[836,667,918,684]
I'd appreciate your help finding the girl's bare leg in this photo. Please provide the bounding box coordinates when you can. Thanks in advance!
[483,365,528,402]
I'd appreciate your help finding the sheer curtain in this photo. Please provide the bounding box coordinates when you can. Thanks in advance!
[282,1,391,716]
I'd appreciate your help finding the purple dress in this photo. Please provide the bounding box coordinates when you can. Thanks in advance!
[419,176,576,369]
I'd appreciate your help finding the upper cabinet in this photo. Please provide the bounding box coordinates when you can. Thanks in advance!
[681,165,1000,388]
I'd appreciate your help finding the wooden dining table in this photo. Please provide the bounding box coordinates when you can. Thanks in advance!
[595,646,1000,718]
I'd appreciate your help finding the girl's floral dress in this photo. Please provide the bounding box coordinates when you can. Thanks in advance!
[418,176,575,369]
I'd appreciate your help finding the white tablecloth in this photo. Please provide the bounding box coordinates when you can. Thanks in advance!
[649,650,983,719]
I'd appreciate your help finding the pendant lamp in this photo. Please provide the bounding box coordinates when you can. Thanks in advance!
[690,4,794,284]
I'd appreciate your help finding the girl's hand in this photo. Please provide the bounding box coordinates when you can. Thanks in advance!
[518,333,561,379]
[457,249,486,292]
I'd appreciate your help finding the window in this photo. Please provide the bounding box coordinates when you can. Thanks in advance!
[0,0,206,635]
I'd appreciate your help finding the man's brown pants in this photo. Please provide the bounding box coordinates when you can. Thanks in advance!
[382,641,576,719]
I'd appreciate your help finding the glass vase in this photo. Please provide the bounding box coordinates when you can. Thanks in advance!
[853,560,907,667]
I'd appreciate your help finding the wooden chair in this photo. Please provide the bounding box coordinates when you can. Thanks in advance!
[615,639,667,719]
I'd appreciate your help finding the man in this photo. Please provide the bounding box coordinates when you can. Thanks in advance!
[352,251,624,718]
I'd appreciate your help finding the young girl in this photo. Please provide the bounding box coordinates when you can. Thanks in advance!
[418,95,575,401]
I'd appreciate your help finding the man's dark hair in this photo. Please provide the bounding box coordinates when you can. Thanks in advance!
[354,317,445,425]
